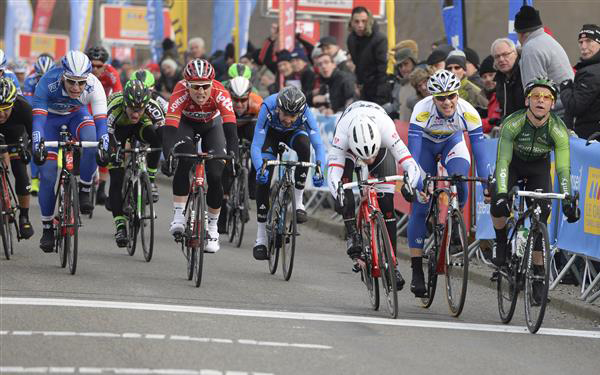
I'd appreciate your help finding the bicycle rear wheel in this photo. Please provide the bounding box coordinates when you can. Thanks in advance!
[497,218,519,324]
[267,182,280,275]
[280,185,297,281]
[360,219,379,311]
[139,173,155,262]
[524,222,551,334]
[445,208,469,317]
[232,168,248,248]
[0,180,11,260]
[64,175,79,275]
[375,212,398,318]
[191,188,206,288]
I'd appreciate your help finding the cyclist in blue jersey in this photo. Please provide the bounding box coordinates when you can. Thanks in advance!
[22,54,54,196]
[250,86,327,260]
[407,70,489,297]
[31,51,109,253]
[0,49,22,94]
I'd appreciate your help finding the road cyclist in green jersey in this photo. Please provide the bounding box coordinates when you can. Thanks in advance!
[488,77,580,277]
[98,80,165,247]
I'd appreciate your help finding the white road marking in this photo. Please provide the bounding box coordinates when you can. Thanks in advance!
[0,330,331,350]
[0,368,273,375]
[2,297,599,339]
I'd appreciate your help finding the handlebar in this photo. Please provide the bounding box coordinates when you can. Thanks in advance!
[341,173,404,190]
[43,140,99,148]
[259,159,321,177]
[121,147,162,154]
[172,152,233,161]
[508,186,579,203]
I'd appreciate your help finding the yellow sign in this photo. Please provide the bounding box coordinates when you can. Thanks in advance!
[120,7,148,39]
[167,0,188,55]
[584,167,600,235]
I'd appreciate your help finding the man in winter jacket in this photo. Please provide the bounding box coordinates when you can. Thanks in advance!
[479,55,502,135]
[492,38,525,119]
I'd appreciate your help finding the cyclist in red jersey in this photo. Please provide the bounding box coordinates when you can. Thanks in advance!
[162,59,238,253]
[86,46,123,206]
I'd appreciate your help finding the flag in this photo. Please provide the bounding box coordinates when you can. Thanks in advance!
[210,0,256,57]
[70,0,94,51]
[167,0,188,56]
[3,0,33,60]
[147,0,164,62]
[440,0,464,49]
[508,0,534,44]
[33,0,56,33]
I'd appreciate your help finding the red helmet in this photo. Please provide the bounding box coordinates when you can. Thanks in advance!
[184,59,214,82]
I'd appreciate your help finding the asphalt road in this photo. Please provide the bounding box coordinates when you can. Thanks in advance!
[1,186,599,375]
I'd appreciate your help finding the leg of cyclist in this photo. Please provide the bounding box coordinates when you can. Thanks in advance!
[239,123,256,200]
[407,139,439,297]
[109,127,133,247]
[96,167,109,205]
[29,162,40,196]
[70,111,97,215]
[139,123,162,202]
[490,162,519,267]
[287,130,310,223]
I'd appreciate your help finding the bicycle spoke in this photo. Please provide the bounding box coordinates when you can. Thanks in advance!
[359,221,379,311]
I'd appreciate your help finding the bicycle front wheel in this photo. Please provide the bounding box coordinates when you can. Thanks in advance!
[139,174,155,262]
[360,219,379,311]
[375,212,397,318]
[124,180,138,256]
[64,175,79,275]
[280,185,297,281]
[524,222,551,334]
[445,208,469,317]
[420,223,441,308]
[191,188,206,288]
[267,182,280,275]
[0,180,11,260]
[497,218,519,324]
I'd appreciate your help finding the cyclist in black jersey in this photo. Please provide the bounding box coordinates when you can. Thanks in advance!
[0,78,34,238]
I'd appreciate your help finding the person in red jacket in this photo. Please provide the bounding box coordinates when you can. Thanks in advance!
[479,55,502,135]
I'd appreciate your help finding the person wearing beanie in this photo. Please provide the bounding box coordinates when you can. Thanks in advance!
[478,55,502,134]
[427,47,448,72]
[267,49,295,94]
[387,44,418,121]
[406,67,432,113]
[560,24,600,139]
[445,54,488,113]
[514,5,573,118]
[464,47,484,89]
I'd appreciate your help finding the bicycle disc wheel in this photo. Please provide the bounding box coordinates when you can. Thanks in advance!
[375,212,398,318]
[124,181,138,256]
[524,222,551,334]
[497,218,519,324]
[139,174,155,262]
[267,182,280,275]
[65,175,79,275]
[445,208,469,317]
[281,186,297,281]
[360,220,379,310]
[192,188,206,288]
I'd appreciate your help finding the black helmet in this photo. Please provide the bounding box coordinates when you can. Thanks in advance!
[85,46,109,63]
[276,86,306,115]
[123,80,151,110]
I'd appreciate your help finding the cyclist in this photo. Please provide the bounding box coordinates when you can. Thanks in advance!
[86,46,123,206]
[31,50,108,253]
[217,76,263,233]
[0,49,22,93]
[251,86,327,261]
[98,80,164,247]
[407,69,488,297]
[327,100,421,288]
[490,77,579,280]
[0,78,34,238]
[162,58,238,253]
[23,54,55,196]
[129,69,169,113]
[10,60,28,86]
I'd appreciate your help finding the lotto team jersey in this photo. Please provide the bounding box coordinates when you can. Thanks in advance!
[98,64,122,97]
[165,79,236,127]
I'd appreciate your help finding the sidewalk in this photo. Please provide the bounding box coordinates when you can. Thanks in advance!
[305,206,600,323]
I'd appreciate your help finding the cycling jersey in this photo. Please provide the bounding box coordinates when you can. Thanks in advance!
[97,64,122,97]
[151,91,168,113]
[250,93,327,172]
[107,92,165,130]
[0,96,33,196]
[327,100,420,198]
[166,79,236,127]
[495,109,571,195]
[22,73,41,103]
[236,92,262,126]
[0,95,32,139]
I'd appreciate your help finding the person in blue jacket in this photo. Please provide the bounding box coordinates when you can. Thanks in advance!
[250,86,327,260]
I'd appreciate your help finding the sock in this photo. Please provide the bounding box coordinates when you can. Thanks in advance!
[79,182,91,193]
[411,256,423,272]
[20,207,29,219]
[98,181,106,192]
[295,188,304,210]
[207,211,219,232]
[256,222,267,245]
[173,202,185,221]
[42,220,53,230]
[114,215,126,229]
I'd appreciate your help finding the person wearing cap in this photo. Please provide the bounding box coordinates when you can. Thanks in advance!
[319,36,350,72]
[387,42,418,121]
[464,47,484,89]
[560,24,600,140]
[479,55,502,135]
[426,47,448,72]
[406,67,432,113]
[514,5,573,116]
[445,51,488,112]
[290,47,316,101]
[491,37,526,119]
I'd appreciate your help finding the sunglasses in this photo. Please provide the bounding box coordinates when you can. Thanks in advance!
[92,64,104,69]
[433,93,458,102]
[65,78,87,87]
[232,97,249,103]
[528,92,554,101]
[0,103,14,112]
[188,82,212,91]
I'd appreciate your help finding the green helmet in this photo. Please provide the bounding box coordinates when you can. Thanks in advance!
[129,69,156,90]
[227,63,252,79]
[123,80,151,110]
[525,76,558,98]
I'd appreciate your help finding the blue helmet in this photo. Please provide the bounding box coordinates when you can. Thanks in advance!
[0,49,6,70]
[35,54,55,76]
[61,50,92,79]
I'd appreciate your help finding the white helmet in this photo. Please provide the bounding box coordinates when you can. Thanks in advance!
[0,49,6,70]
[61,50,92,79]
[427,69,461,95]
[228,76,252,99]
[348,114,381,160]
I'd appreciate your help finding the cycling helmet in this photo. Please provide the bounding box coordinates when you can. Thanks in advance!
[276,86,306,115]
[0,49,6,70]
[525,76,558,98]
[34,54,54,76]
[130,69,156,89]
[11,60,28,74]
[348,114,381,160]
[227,63,252,79]
[123,80,151,110]
[61,50,92,79]
[85,46,109,63]
[183,59,214,82]
[427,69,461,95]
[0,78,18,107]
[228,76,252,99]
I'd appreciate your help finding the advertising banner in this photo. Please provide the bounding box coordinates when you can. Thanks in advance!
[32,0,56,33]
[3,0,33,60]
[101,4,172,45]
[441,0,464,49]
[70,0,94,51]
[167,0,188,55]
[147,0,164,61]
[16,32,69,61]
[268,0,384,18]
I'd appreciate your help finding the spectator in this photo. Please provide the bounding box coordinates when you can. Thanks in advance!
[256,67,275,98]
[427,47,448,72]
[290,47,316,99]
[187,37,207,61]
[445,52,488,111]
[406,67,432,112]
[319,36,350,72]
[313,53,356,114]
[560,24,600,140]
[464,47,484,89]
[347,6,390,105]
[492,38,525,119]
[145,62,161,83]
[161,38,181,65]
[514,5,574,115]
[268,50,294,94]
[388,42,418,121]
[479,55,502,134]
[156,57,182,100]
[119,59,134,86]
[257,23,315,74]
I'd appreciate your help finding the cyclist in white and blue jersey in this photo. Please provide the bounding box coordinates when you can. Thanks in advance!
[31,51,108,253]
[407,70,488,297]
[0,49,22,94]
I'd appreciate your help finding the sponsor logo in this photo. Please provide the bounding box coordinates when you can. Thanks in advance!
[416,111,429,122]
[146,105,163,120]
[170,94,188,113]
[584,167,600,235]
[182,110,211,120]
[48,79,61,93]
[463,111,479,124]
[216,91,233,112]
[259,204,267,210]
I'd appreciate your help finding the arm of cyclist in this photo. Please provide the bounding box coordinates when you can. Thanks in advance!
[250,104,270,173]
[304,108,327,179]
[460,104,490,184]
[326,118,350,199]
[551,116,578,221]
[379,113,421,190]
[494,115,518,195]
[31,74,51,157]
[87,75,109,150]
